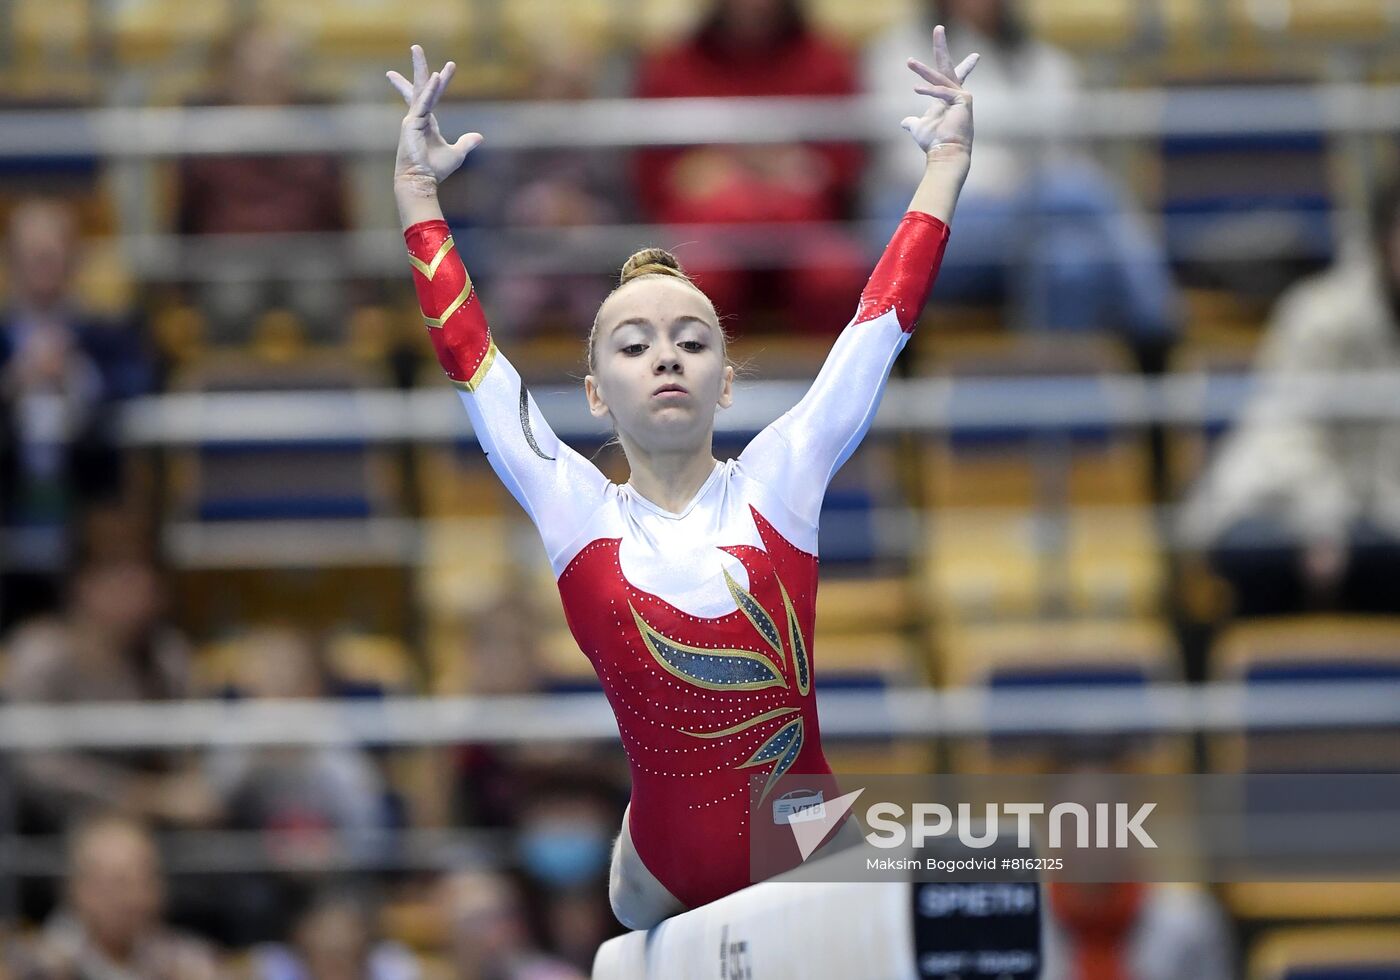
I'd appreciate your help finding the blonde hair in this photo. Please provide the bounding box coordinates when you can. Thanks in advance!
[587,247,728,371]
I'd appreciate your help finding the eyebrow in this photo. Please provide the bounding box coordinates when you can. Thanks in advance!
[612,315,712,332]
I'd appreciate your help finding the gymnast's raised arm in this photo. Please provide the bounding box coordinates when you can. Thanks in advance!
[388,45,611,567]
[737,25,978,529]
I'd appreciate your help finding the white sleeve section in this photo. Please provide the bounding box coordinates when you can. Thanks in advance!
[736,307,910,528]
[454,348,612,565]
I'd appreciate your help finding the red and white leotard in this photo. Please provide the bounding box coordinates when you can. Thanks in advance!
[405,211,949,910]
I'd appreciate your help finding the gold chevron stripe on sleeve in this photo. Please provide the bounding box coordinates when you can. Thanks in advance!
[448,339,498,393]
[408,236,457,280]
[420,280,472,330]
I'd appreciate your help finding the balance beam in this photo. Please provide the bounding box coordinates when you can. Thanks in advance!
[592,847,1044,980]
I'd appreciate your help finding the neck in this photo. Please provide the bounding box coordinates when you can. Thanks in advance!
[623,443,719,513]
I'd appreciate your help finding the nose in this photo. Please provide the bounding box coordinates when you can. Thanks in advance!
[653,345,682,373]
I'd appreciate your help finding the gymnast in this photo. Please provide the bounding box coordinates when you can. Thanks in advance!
[386,28,977,930]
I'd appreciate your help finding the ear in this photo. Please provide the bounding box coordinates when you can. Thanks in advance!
[717,363,735,410]
[584,373,610,419]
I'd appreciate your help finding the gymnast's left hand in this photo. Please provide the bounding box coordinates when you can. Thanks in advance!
[901,24,978,162]
[386,43,484,186]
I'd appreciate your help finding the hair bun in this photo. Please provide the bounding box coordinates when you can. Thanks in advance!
[619,247,688,286]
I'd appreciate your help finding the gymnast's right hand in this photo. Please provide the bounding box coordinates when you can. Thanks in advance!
[386,43,484,185]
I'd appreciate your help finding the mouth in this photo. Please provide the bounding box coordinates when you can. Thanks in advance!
[652,383,689,399]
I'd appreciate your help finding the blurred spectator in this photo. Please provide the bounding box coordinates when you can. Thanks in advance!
[535,885,613,976]
[25,813,220,979]
[197,626,394,945]
[1038,769,1235,979]
[514,774,621,970]
[862,0,1181,360]
[1041,883,1235,980]
[631,0,868,335]
[207,626,391,858]
[435,868,585,980]
[515,774,616,895]
[3,543,218,835]
[461,46,628,342]
[1180,172,1400,616]
[449,582,557,831]
[174,21,351,342]
[246,886,419,980]
[1,198,155,627]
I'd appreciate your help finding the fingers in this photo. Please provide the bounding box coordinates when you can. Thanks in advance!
[900,116,919,133]
[914,84,962,103]
[931,24,954,78]
[908,57,957,90]
[954,53,980,84]
[423,68,447,114]
[411,43,428,90]
[453,132,485,155]
[385,70,413,105]
[408,70,440,121]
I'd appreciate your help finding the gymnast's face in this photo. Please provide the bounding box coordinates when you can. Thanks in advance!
[585,277,734,454]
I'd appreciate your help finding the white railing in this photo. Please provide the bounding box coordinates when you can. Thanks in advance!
[1,682,1398,750]
[2,86,1399,157]
[104,371,1400,448]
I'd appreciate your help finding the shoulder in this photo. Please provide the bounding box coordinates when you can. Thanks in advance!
[3,619,74,696]
[1139,883,1229,936]
[1264,256,1384,356]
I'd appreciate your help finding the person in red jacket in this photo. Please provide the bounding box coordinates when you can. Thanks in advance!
[632,0,869,335]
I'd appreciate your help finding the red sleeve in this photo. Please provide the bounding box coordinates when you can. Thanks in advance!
[404,219,496,391]
[853,211,951,332]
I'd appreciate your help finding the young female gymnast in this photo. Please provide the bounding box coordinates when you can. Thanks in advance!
[387,28,978,930]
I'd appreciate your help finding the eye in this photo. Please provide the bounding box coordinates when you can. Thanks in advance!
[621,343,647,355]
[680,341,706,352]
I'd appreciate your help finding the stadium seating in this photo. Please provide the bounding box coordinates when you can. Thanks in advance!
[913,333,1160,621]
[1248,924,1400,980]
[1209,616,1400,921]
[936,618,1191,773]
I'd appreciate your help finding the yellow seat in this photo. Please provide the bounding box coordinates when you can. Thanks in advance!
[921,508,1044,622]
[538,625,598,690]
[1210,616,1400,921]
[825,740,936,775]
[1227,0,1396,41]
[808,0,918,44]
[1022,0,1139,49]
[110,0,236,64]
[937,619,1189,773]
[164,347,402,523]
[1248,924,1400,979]
[1065,507,1166,617]
[254,0,471,61]
[9,0,97,97]
[815,576,914,634]
[325,631,419,694]
[816,631,921,687]
[1208,615,1400,772]
[499,0,614,54]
